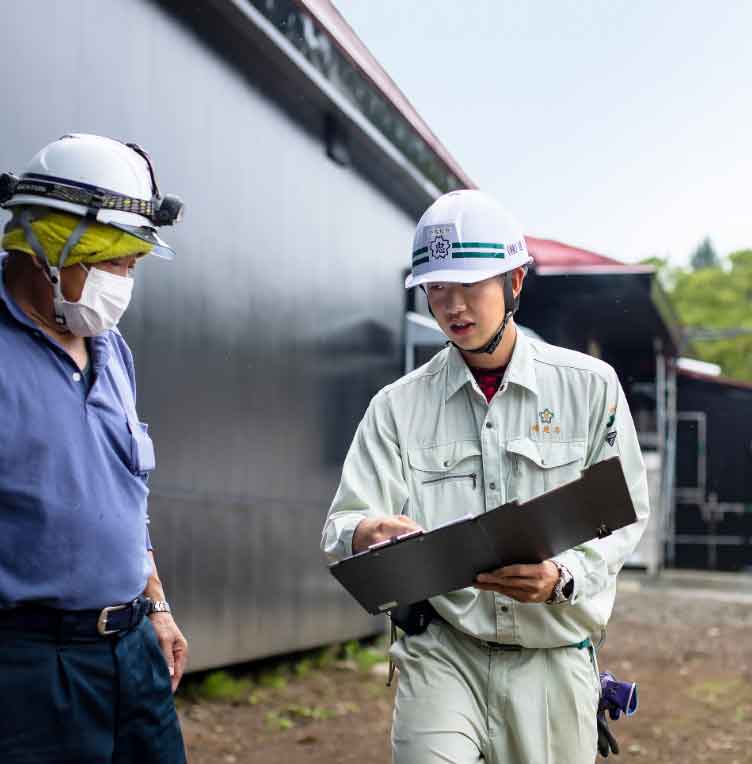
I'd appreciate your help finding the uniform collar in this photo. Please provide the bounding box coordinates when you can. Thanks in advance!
[0,252,47,334]
[0,251,112,368]
[445,326,539,401]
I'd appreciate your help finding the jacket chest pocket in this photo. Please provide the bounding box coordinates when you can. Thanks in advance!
[129,421,156,476]
[407,441,484,529]
[505,438,585,503]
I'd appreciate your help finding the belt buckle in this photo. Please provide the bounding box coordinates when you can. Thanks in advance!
[96,603,129,636]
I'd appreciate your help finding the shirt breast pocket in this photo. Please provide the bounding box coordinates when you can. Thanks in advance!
[407,441,483,529]
[129,421,156,476]
[505,438,585,503]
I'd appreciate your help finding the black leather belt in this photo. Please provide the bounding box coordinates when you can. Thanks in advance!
[0,596,149,638]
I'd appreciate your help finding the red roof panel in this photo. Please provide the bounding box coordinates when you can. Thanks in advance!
[526,236,654,275]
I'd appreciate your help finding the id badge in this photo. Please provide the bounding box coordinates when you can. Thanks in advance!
[129,421,156,474]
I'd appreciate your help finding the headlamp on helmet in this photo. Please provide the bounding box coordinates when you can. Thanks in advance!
[1,134,183,260]
[0,172,19,206]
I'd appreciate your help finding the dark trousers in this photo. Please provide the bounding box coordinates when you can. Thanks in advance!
[0,616,186,763]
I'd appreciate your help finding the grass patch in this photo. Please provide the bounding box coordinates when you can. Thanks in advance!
[258,667,289,689]
[177,632,389,709]
[687,678,746,706]
[686,676,752,727]
[194,670,253,703]
[343,640,388,672]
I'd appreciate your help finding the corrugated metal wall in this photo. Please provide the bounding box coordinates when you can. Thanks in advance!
[0,0,417,669]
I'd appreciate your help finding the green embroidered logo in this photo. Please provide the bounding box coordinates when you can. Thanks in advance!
[539,408,554,425]
[606,404,616,428]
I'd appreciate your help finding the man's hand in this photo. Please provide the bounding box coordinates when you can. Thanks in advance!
[352,515,423,554]
[149,612,189,693]
[474,560,559,603]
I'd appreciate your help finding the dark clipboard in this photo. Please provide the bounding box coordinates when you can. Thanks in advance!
[328,456,637,615]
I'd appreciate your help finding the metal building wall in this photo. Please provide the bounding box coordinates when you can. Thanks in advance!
[0,1,417,669]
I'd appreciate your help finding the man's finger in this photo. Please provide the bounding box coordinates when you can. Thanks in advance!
[493,564,542,578]
[159,638,176,678]
[172,643,188,693]
[476,574,538,589]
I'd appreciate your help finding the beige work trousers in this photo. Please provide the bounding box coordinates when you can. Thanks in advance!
[390,620,600,764]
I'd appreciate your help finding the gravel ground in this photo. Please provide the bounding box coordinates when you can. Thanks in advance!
[178,573,752,763]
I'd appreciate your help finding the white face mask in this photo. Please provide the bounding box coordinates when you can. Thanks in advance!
[56,265,134,337]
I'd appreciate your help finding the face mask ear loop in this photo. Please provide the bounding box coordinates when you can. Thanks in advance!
[18,208,91,327]
[51,217,91,327]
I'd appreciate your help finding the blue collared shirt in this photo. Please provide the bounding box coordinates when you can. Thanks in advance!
[0,253,155,610]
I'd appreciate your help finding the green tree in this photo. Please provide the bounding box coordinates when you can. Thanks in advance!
[689,236,720,271]
[642,249,752,381]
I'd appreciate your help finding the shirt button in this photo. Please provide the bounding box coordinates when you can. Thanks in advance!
[485,422,493,429]
[443,460,450,468]
[501,606,509,613]
[72,372,82,382]
[489,482,497,490]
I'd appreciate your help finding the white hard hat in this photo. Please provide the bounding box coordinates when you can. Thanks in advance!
[0,133,183,259]
[405,189,532,289]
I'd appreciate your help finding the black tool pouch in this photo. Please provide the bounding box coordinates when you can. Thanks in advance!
[389,600,437,636]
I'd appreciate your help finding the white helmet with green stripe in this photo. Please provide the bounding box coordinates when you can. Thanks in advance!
[405,189,531,289]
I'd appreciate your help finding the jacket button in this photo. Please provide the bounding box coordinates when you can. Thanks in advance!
[485,422,493,429]
[443,460,450,468]
[489,482,496,490]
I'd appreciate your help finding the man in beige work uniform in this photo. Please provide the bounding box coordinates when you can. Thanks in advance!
[322,190,649,763]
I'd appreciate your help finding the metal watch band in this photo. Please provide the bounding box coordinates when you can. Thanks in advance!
[546,562,574,604]
[146,598,171,615]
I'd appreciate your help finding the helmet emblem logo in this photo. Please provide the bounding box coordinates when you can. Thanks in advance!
[428,234,451,260]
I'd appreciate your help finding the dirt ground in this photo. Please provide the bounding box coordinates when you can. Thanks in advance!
[178,573,752,763]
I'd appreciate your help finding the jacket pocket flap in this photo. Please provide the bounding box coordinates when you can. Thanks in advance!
[506,438,584,469]
[408,441,482,473]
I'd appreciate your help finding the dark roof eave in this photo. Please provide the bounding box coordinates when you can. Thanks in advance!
[678,368,752,391]
[531,268,682,355]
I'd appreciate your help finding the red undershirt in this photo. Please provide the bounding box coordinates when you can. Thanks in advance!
[469,365,508,403]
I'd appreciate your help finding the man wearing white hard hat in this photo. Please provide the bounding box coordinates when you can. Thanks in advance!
[322,190,649,763]
[0,134,187,762]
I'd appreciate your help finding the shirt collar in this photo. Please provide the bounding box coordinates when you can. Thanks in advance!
[445,326,539,401]
[0,253,41,332]
[0,252,112,369]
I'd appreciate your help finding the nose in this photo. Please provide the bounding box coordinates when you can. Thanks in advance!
[444,285,467,316]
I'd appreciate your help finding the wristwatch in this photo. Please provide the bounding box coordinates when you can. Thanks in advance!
[546,562,574,604]
[146,598,171,615]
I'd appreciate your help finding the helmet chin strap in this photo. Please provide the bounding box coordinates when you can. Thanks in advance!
[18,207,91,327]
[461,272,517,356]
[463,309,513,355]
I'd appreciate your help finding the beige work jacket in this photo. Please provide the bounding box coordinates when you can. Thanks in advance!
[321,328,650,647]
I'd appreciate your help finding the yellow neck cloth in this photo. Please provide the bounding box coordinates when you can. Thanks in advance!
[2,210,153,267]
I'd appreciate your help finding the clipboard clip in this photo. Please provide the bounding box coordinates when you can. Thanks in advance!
[597,523,612,539]
[368,528,424,551]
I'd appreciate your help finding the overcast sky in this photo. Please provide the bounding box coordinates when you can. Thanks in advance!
[333,0,751,265]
